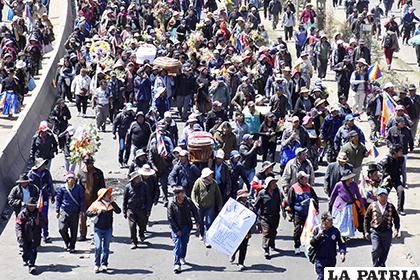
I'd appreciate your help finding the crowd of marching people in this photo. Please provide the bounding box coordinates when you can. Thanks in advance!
[4,0,419,277]
[0,0,55,118]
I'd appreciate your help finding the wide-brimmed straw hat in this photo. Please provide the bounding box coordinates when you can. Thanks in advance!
[97,187,112,201]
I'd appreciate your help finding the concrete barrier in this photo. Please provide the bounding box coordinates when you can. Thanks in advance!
[0,0,75,213]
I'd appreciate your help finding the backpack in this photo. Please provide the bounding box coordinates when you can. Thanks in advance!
[384,35,393,49]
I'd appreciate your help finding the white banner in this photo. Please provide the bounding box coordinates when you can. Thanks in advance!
[325,267,420,280]
[206,198,256,256]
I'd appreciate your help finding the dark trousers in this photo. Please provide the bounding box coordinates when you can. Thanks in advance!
[293,217,305,248]
[61,83,73,102]
[118,135,131,164]
[296,45,303,58]
[315,258,336,280]
[416,45,420,67]
[233,237,249,265]
[284,26,293,41]
[261,217,279,250]
[371,229,392,267]
[22,241,38,267]
[158,171,170,203]
[75,95,88,114]
[391,183,405,212]
[318,58,328,79]
[136,100,150,115]
[58,211,79,249]
[262,141,276,162]
[127,208,148,245]
[338,82,350,100]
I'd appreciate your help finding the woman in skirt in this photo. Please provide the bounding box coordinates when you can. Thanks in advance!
[328,171,365,238]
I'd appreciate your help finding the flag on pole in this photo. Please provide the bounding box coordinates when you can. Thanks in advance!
[36,194,44,213]
[301,199,319,258]
[155,129,168,158]
[368,63,382,81]
[369,145,380,158]
[380,92,396,136]
[359,176,368,199]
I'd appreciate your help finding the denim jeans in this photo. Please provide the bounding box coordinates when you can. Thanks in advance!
[94,227,113,267]
[41,203,49,238]
[118,136,131,164]
[198,207,215,238]
[244,169,256,198]
[171,225,191,266]
[64,158,76,173]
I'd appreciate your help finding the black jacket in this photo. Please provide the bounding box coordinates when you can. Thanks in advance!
[230,162,251,192]
[123,182,152,214]
[239,142,258,170]
[324,162,353,196]
[378,154,404,186]
[386,126,414,154]
[113,111,135,138]
[49,105,71,134]
[254,188,281,222]
[15,208,45,246]
[8,184,39,215]
[127,121,151,149]
[366,93,383,117]
[167,198,199,233]
[30,132,58,161]
[86,201,121,230]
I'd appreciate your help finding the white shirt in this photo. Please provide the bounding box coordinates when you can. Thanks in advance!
[378,202,386,214]
[94,87,112,105]
[71,74,92,96]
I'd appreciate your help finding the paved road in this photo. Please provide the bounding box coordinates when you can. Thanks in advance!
[0,6,419,280]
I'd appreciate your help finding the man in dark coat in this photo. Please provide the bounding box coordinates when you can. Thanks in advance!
[123,171,152,248]
[15,197,45,274]
[30,121,58,170]
[323,152,353,196]
[126,111,152,159]
[8,174,39,217]
[113,103,136,168]
[168,150,200,197]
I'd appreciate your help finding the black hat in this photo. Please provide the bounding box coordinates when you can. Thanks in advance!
[367,163,379,172]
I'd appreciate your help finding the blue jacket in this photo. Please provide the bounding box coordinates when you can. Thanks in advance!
[168,162,200,196]
[321,114,345,142]
[56,183,86,214]
[311,225,346,259]
[28,169,55,202]
[334,124,365,151]
[295,31,307,47]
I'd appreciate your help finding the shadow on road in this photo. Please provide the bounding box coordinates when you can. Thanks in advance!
[245,263,287,273]
[35,263,80,275]
[181,262,226,272]
[106,268,153,275]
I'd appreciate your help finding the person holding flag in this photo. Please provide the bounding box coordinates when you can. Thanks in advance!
[310,212,346,280]
[287,171,319,255]
[148,125,174,207]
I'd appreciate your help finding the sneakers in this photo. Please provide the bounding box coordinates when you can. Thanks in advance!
[43,236,51,243]
[119,163,124,169]
[294,248,301,255]
[101,265,108,272]
[94,266,100,273]
[77,112,81,117]
[130,243,138,249]
[237,264,245,271]
[399,211,406,216]
[29,266,36,274]
[173,264,181,273]
[69,248,76,254]
[204,242,212,248]
[180,258,186,265]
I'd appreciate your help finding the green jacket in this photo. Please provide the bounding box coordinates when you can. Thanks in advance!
[340,142,368,168]
[191,178,223,210]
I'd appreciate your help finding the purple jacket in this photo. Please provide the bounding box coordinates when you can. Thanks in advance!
[329,181,364,211]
